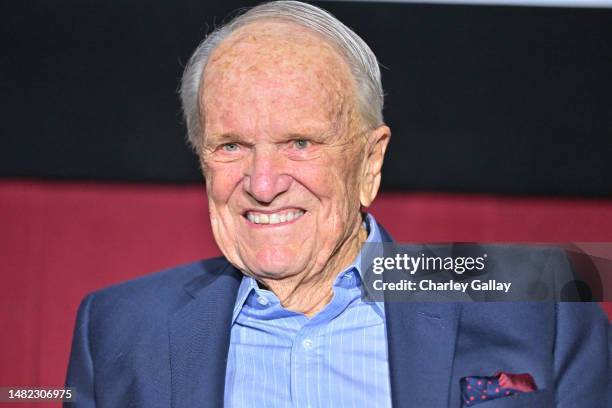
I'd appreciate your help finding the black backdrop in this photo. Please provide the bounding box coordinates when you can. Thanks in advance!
[2,1,611,196]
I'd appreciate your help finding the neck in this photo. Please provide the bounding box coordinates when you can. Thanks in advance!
[259,219,368,318]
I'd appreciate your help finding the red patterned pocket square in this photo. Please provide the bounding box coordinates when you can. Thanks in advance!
[460,372,537,406]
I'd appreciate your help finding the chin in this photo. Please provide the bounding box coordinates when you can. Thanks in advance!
[252,267,296,280]
[254,245,294,263]
[256,262,298,277]
[244,248,306,277]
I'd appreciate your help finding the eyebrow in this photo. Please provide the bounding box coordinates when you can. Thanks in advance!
[203,133,242,145]
[206,130,334,143]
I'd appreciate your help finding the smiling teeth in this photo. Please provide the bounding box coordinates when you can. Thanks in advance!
[247,210,304,225]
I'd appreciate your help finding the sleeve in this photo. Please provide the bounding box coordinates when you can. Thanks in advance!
[64,293,96,408]
[553,302,611,407]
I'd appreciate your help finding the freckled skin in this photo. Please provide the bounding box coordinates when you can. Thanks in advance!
[199,21,390,316]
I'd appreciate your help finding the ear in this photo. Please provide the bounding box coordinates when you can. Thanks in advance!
[359,125,391,207]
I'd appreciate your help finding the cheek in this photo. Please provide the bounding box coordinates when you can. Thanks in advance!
[205,162,244,205]
[326,161,364,220]
[290,157,362,211]
[321,153,362,193]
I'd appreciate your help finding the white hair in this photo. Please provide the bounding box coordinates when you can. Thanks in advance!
[179,0,384,152]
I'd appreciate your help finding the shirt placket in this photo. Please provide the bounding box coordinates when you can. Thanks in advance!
[289,285,354,408]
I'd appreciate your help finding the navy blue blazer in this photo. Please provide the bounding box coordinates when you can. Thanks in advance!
[66,230,610,407]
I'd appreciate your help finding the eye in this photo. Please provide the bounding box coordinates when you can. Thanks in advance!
[221,143,239,152]
[293,139,310,150]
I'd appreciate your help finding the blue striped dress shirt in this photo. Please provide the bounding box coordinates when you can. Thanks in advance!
[224,213,391,408]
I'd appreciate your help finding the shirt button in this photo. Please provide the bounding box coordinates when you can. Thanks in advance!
[302,338,314,350]
[257,296,268,306]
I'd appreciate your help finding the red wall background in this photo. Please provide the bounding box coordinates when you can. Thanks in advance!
[1,180,610,406]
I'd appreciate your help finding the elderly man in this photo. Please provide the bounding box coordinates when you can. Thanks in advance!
[66,1,609,407]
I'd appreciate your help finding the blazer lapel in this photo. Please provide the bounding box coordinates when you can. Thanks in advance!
[379,224,461,407]
[385,301,461,408]
[168,261,242,408]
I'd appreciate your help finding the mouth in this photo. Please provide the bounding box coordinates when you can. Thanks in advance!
[243,208,306,226]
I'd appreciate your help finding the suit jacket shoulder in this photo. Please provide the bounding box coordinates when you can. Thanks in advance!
[85,257,231,321]
[65,257,240,408]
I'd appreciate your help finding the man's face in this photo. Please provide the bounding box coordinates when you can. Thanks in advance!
[199,21,384,282]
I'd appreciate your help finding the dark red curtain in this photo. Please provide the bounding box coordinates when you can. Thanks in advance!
[1,180,610,404]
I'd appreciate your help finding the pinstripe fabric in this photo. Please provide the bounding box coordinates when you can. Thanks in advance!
[224,214,391,408]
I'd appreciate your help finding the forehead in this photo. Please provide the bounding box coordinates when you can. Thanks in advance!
[200,20,356,135]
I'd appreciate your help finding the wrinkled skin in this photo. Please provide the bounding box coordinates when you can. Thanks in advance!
[199,20,390,316]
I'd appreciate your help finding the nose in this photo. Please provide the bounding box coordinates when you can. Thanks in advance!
[244,145,292,203]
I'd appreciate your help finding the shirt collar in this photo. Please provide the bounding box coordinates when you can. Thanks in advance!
[231,212,385,323]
